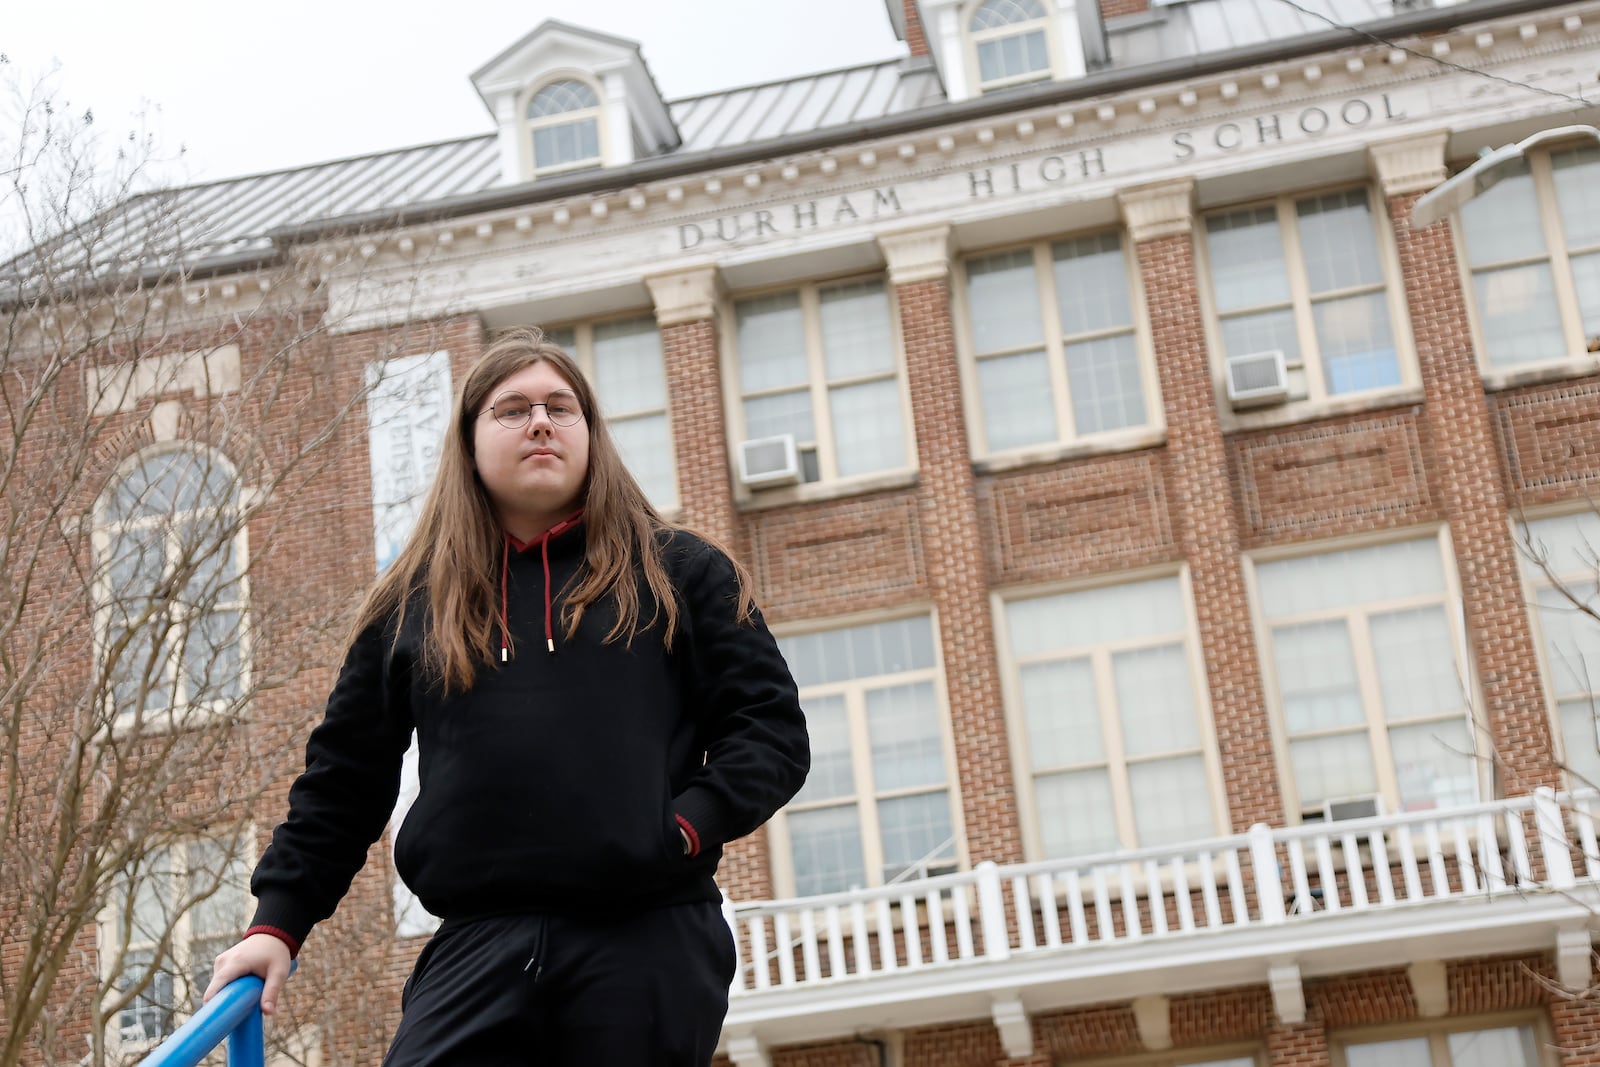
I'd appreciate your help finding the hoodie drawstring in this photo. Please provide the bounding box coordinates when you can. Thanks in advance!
[500,511,583,662]
[500,536,511,662]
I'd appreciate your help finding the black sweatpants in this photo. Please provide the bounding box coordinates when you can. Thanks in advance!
[383,901,735,1066]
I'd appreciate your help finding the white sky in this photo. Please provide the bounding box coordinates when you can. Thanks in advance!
[5,0,906,187]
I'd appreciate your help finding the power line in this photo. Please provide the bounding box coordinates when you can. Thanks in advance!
[1270,0,1597,110]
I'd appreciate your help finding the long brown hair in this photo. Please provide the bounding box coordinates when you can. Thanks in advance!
[352,326,754,692]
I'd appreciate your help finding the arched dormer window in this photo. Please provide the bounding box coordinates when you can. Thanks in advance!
[968,0,1054,92]
[95,447,248,723]
[525,78,604,177]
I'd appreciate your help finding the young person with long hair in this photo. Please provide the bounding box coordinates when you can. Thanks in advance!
[204,327,810,1065]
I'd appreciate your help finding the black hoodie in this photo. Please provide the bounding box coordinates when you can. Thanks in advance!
[247,522,809,953]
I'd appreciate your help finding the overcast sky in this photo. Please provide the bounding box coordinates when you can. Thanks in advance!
[6,0,907,187]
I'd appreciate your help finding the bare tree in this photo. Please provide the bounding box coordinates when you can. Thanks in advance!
[0,60,439,1067]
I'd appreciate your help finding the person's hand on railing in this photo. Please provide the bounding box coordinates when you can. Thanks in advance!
[203,933,292,1016]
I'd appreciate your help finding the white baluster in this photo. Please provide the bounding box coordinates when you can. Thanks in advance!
[824,905,845,979]
[1288,839,1315,914]
[1369,828,1395,906]
[1120,863,1143,939]
[774,912,796,986]
[1146,860,1168,936]
[850,899,870,977]
[1172,857,1195,932]
[1225,848,1249,925]
[975,862,1009,961]
[928,889,950,964]
[1314,834,1341,912]
[1065,870,1088,945]
[1532,788,1573,888]
[875,897,897,972]
[1013,875,1037,952]
[1396,824,1424,901]
[901,894,923,967]
[750,916,770,990]
[1199,851,1223,928]
[1452,819,1479,894]
[952,880,975,959]
[1340,831,1368,908]
[799,909,820,981]
[1092,866,1115,941]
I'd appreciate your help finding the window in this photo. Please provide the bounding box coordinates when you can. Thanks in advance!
[525,78,603,176]
[963,232,1154,455]
[96,448,248,722]
[1518,511,1600,790]
[1203,188,1405,403]
[968,0,1053,92]
[104,838,250,1048]
[1336,1023,1543,1067]
[772,616,959,896]
[1458,144,1600,368]
[1001,575,1222,858]
[545,317,678,512]
[1254,536,1478,820]
[730,277,911,488]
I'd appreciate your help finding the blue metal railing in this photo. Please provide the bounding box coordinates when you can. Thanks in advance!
[135,963,293,1067]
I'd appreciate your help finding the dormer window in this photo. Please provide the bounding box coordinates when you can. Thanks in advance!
[525,78,603,176]
[969,0,1054,92]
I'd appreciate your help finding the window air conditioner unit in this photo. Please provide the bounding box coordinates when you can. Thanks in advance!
[737,434,800,488]
[1322,794,1382,822]
[1224,349,1289,406]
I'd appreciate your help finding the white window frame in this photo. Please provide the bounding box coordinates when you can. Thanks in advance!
[1330,1016,1554,1067]
[1197,184,1417,419]
[767,610,966,898]
[1074,1048,1266,1067]
[721,273,916,502]
[1515,506,1600,792]
[521,73,606,178]
[995,566,1228,861]
[955,229,1163,465]
[542,314,680,514]
[98,834,254,1059]
[92,445,252,730]
[965,0,1059,93]
[1451,142,1600,382]
[1245,528,1485,823]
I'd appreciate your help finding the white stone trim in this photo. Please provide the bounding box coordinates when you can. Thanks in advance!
[992,995,1033,1057]
[726,1034,770,1067]
[1117,178,1195,242]
[645,265,723,325]
[1408,959,1449,1017]
[1268,961,1306,1025]
[1133,994,1172,1050]
[1557,926,1593,991]
[1368,131,1450,198]
[878,224,954,285]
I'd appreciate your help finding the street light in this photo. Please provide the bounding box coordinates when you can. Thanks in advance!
[1410,124,1600,228]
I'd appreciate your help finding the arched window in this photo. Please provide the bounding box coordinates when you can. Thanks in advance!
[525,78,603,176]
[96,448,247,720]
[968,0,1053,92]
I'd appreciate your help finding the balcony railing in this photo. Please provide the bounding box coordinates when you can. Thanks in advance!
[721,787,1600,1045]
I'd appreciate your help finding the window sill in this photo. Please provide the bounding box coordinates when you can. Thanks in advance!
[972,426,1167,475]
[1219,385,1425,434]
[735,468,919,512]
[1483,353,1600,393]
[111,699,240,740]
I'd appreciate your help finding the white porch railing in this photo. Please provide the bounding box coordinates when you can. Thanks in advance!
[724,788,1595,997]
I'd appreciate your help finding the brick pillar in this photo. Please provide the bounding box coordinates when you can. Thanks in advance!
[902,0,931,57]
[646,266,738,549]
[879,225,1024,865]
[1552,996,1600,1066]
[646,265,771,901]
[1371,133,1560,793]
[1117,179,1284,830]
[1267,1016,1331,1067]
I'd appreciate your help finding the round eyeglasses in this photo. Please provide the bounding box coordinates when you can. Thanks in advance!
[480,390,585,429]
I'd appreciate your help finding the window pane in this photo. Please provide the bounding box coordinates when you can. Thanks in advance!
[527,79,599,117]
[1273,620,1363,733]
[1114,643,1199,755]
[878,791,956,881]
[1207,207,1290,311]
[1297,190,1384,292]
[1035,769,1117,857]
[976,30,1049,83]
[1257,540,1444,617]
[1371,606,1461,722]
[1291,734,1378,808]
[608,414,677,511]
[830,379,907,476]
[789,805,865,896]
[1460,159,1546,263]
[1128,756,1214,846]
[1316,292,1399,394]
[1066,334,1146,434]
[1007,576,1180,655]
[736,292,809,392]
[592,319,666,416]
[179,520,239,606]
[1446,1025,1541,1067]
[187,841,248,937]
[1220,308,1301,363]
[118,949,176,1042]
[1345,1038,1431,1067]
[1390,717,1476,811]
[108,452,234,523]
[970,0,1046,30]
[1560,699,1600,790]
[966,251,1044,353]
[978,350,1056,451]
[779,616,935,687]
[1554,146,1600,248]
[1021,658,1104,768]
[1521,512,1600,576]
[867,681,946,790]
[1473,262,1566,365]
[819,280,895,379]
[744,389,814,444]
[1540,581,1600,696]
[109,527,165,594]
[793,695,852,803]
[1572,252,1600,344]
[532,119,599,168]
[183,609,242,703]
[1053,233,1132,335]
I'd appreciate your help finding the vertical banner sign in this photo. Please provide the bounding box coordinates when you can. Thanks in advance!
[365,350,452,937]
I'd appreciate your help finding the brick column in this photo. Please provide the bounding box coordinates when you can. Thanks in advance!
[879,224,1024,865]
[1372,133,1559,792]
[1117,179,1284,830]
[646,266,738,549]
[1267,1017,1331,1067]
[1552,996,1600,1066]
